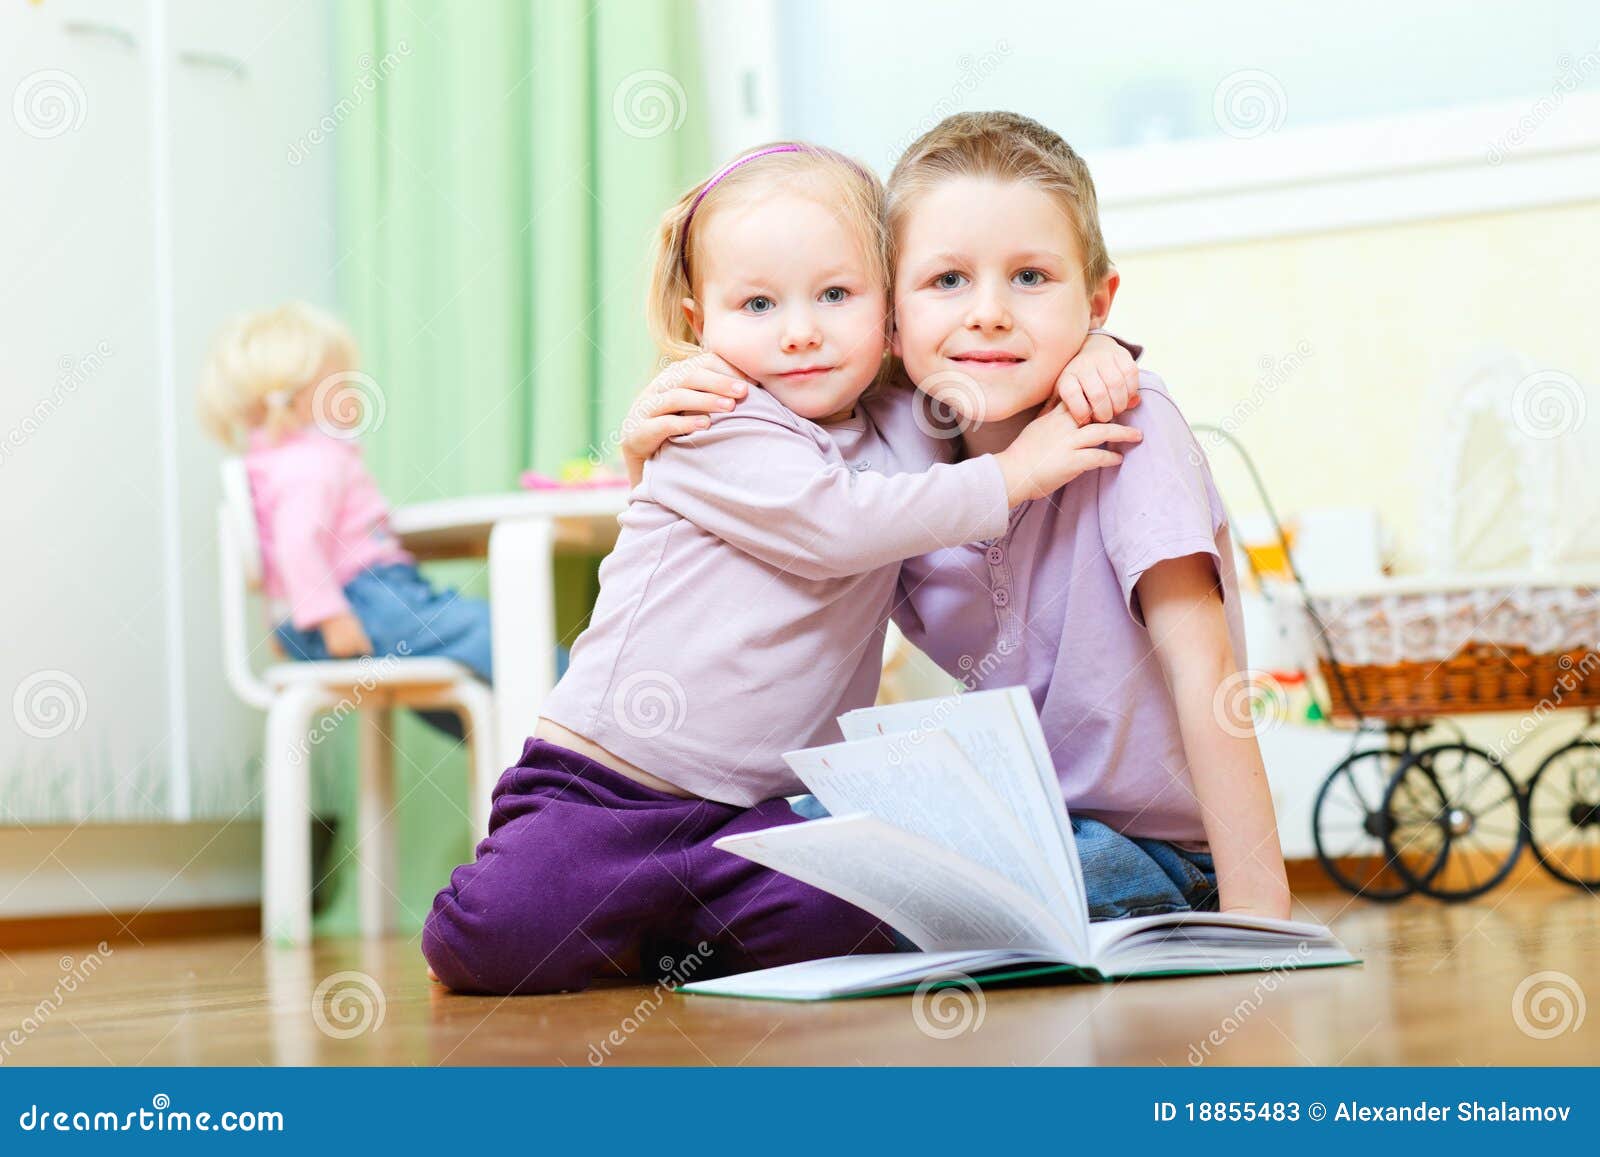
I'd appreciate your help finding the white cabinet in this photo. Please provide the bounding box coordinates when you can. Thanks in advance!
[1,0,335,824]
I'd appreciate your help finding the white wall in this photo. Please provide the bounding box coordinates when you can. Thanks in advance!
[1,0,338,825]
[774,0,1599,169]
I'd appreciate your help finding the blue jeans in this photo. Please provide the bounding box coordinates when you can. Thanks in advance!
[274,563,493,741]
[1071,814,1218,920]
[788,796,1218,923]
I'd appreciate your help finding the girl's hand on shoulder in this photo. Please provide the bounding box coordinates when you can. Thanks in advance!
[994,403,1142,505]
[1057,331,1140,425]
[621,352,752,486]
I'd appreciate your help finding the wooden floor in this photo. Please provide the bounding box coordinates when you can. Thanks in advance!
[2,890,1595,1066]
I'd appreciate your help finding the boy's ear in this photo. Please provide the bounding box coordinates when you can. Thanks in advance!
[680,297,704,340]
[1088,268,1120,330]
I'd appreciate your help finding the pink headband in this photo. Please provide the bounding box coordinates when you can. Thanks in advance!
[679,144,872,279]
[684,144,802,233]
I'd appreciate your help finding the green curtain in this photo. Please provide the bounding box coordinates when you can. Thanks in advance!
[315,0,708,936]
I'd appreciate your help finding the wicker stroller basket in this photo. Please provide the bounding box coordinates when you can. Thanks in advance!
[1303,580,1600,724]
[1316,645,1600,722]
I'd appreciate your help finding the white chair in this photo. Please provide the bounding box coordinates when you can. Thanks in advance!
[217,458,498,946]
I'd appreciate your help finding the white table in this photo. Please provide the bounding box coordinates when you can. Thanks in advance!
[388,488,629,769]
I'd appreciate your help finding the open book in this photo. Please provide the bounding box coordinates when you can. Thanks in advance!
[681,687,1358,1001]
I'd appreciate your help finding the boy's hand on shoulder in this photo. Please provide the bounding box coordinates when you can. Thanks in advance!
[1057,331,1140,425]
[320,610,373,658]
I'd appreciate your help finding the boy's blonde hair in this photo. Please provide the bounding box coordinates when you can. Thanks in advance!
[197,302,359,446]
[887,111,1111,288]
[646,142,889,362]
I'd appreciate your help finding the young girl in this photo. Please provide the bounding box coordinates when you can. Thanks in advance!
[198,303,493,740]
[420,142,1142,995]
[628,114,1293,923]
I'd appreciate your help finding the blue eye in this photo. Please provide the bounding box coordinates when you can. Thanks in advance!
[1015,269,1047,287]
[821,286,848,304]
[933,271,966,290]
[743,296,775,314]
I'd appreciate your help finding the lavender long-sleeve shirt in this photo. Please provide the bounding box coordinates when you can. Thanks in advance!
[539,384,1009,806]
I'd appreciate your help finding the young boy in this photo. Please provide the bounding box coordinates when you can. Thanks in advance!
[885,111,1291,920]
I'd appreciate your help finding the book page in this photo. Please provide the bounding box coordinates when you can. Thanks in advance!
[680,950,1035,1001]
[713,814,1081,958]
[1087,910,1359,976]
[784,732,1063,913]
[839,688,1087,945]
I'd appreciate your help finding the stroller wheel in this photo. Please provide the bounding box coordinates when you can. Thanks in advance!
[1312,746,1427,901]
[1526,738,1600,893]
[1382,743,1524,901]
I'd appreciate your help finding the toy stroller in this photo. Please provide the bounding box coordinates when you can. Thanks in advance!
[1195,411,1600,903]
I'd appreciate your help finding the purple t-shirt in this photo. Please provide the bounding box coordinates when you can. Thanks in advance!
[892,372,1245,847]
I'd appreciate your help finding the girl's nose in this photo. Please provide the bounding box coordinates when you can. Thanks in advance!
[781,311,823,353]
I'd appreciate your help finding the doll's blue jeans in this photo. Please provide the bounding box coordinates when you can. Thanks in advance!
[274,563,493,741]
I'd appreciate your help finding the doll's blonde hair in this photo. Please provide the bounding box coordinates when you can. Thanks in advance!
[197,302,359,446]
[645,142,889,362]
[887,111,1111,289]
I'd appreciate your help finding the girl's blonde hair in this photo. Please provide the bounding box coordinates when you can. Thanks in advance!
[887,111,1111,288]
[197,302,359,446]
[645,141,889,362]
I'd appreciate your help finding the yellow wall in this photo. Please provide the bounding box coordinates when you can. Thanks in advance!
[1110,200,1600,571]
[1110,202,1600,785]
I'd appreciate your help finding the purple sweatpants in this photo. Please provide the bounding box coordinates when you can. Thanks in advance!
[422,738,896,995]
